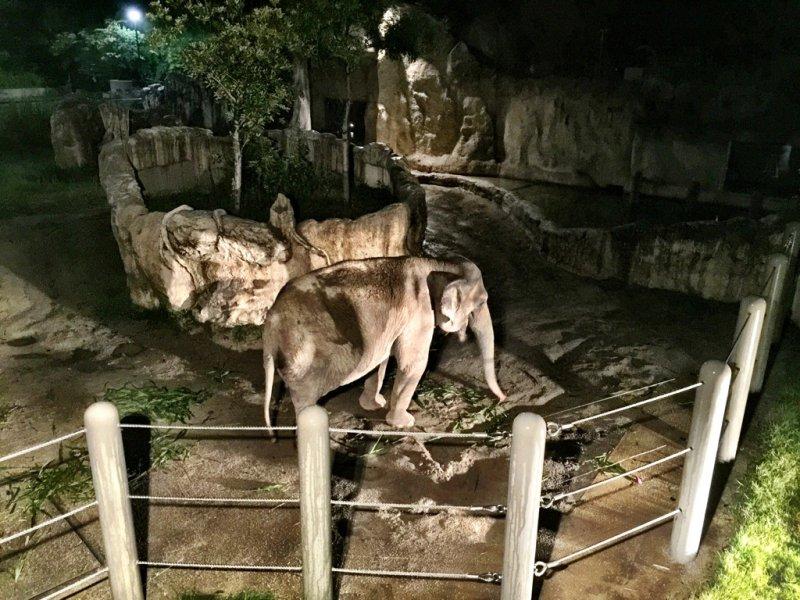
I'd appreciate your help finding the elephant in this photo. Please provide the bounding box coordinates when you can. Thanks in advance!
[262,256,506,429]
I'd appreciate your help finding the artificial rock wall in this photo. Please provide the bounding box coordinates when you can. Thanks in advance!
[268,128,427,258]
[101,126,426,326]
[305,20,735,199]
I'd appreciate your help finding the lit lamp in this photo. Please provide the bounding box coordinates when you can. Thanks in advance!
[125,6,144,79]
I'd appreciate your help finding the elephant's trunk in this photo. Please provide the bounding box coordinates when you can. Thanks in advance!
[469,302,506,400]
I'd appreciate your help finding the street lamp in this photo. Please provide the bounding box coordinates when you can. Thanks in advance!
[125,7,143,80]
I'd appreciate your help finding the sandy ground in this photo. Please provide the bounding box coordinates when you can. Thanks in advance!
[0,185,737,599]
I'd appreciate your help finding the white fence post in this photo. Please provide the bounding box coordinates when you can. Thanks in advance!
[670,361,731,564]
[501,413,546,600]
[297,405,333,600]
[84,402,144,600]
[779,222,800,336]
[751,253,789,392]
[718,296,766,463]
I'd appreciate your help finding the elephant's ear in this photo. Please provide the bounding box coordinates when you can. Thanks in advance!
[441,281,460,320]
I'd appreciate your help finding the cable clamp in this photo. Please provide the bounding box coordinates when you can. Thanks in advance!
[478,571,502,584]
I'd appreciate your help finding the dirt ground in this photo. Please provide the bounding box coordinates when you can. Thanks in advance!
[0,184,737,599]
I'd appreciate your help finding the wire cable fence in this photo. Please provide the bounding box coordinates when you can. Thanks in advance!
[0,355,736,599]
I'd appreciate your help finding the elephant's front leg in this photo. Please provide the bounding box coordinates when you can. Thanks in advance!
[359,357,389,411]
[386,326,433,428]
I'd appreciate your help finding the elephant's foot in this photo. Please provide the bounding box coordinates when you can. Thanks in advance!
[386,409,415,428]
[359,391,387,411]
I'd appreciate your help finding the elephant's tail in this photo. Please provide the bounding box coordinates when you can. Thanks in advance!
[264,352,275,437]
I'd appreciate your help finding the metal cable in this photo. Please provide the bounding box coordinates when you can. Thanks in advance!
[119,424,297,432]
[129,495,505,516]
[328,428,495,439]
[333,566,501,584]
[546,445,668,486]
[551,382,702,434]
[138,561,500,583]
[0,429,86,464]
[0,501,98,546]
[118,423,494,439]
[544,378,676,419]
[727,312,751,364]
[331,500,506,515]
[542,448,690,507]
[761,265,777,295]
[534,509,680,576]
[139,560,301,573]
[129,495,298,506]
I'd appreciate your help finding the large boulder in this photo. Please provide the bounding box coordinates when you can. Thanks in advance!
[50,94,104,168]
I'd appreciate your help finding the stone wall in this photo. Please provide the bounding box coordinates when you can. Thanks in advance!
[297,20,742,200]
[419,172,786,304]
[268,128,427,256]
[101,126,426,326]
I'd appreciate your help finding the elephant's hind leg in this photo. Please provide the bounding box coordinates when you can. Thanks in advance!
[358,358,389,411]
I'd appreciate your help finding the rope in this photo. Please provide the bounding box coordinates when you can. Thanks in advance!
[551,382,702,434]
[333,567,501,584]
[0,501,98,546]
[0,429,86,464]
[544,378,676,419]
[727,312,751,364]
[140,560,301,573]
[534,509,680,576]
[129,495,506,516]
[542,448,690,507]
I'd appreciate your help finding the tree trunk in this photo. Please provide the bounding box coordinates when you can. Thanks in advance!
[289,55,312,130]
[231,125,242,214]
[341,71,352,204]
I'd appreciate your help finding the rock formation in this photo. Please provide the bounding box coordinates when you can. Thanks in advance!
[50,94,104,168]
[101,126,426,327]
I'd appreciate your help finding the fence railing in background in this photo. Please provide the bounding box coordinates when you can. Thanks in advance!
[718,296,766,462]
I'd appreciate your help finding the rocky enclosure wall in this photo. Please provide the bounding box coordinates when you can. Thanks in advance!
[307,24,738,200]
[419,173,787,304]
[101,126,426,327]
[268,128,427,257]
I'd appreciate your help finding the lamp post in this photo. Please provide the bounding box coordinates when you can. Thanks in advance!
[125,7,143,81]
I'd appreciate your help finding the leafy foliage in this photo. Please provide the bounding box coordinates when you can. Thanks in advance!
[150,0,292,148]
[1,384,208,521]
[51,20,176,85]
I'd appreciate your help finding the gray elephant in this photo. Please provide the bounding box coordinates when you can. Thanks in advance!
[263,256,505,429]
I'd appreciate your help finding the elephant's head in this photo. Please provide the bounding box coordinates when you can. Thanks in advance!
[436,261,506,401]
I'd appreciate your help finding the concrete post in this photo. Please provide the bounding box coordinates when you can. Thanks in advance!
[718,297,766,463]
[297,405,332,600]
[751,253,790,392]
[670,361,731,564]
[500,413,546,600]
[84,402,144,600]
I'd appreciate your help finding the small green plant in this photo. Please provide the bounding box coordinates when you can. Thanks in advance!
[2,384,209,521]
[102,383,209,423]
[252,483,287,495]
[415,379,511,443]
[589,453,643,485]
